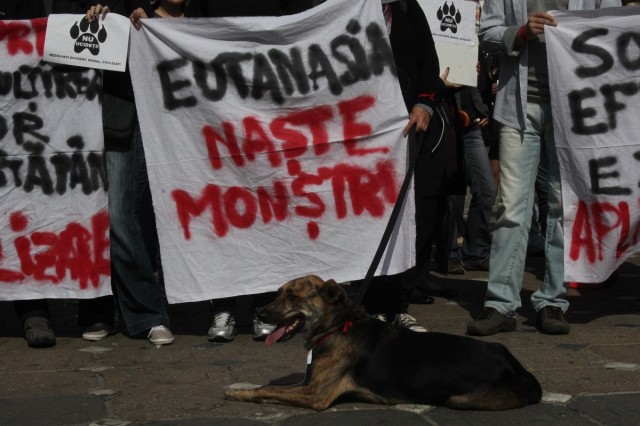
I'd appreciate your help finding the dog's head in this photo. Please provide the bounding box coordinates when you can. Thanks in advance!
[256,275,349,346]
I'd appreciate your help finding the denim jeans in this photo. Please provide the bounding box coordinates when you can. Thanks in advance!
[460,126,496,266]
[106,122,170,336]
[485,100,567,315]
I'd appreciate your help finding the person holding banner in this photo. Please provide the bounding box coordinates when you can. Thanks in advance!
[184,0,322,17]
[181,0,324,343]
[2,0,57,349]
[466,0,621,336]
[86,1,174,346]
[359,0,465,332]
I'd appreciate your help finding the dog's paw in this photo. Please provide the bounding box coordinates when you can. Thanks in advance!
[226,382,261,390]
[225,383,261,401]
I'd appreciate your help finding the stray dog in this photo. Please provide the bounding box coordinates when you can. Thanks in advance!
[225,275,542,411]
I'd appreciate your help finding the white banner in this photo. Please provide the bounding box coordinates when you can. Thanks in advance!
[0,18,111,300]
[129,0,415,303]
[547,7,640,283]
[44,13,130,72]
[418,0,479,86]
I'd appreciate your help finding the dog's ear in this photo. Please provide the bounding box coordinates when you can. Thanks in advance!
[319,279,345,304]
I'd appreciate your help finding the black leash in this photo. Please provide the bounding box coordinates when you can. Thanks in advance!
[353,126,425,305]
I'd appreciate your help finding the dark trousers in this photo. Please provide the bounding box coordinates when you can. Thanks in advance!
[359,111,452,315]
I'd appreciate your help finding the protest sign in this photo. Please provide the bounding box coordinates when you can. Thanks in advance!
[547,7,640,283]
[44,13,130,72]
[0,18,110,300]
[418,0,479,86]
[129,0,414,303]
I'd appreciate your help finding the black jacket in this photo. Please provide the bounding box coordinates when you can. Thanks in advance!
[185,0,320,17]
[387,0,444,113]
[0,0,46,19]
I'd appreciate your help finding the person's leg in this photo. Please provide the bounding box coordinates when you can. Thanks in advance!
[527,150,548,256]
[412,113,457,300]
[413,117,448,284]
[106,123,171,338]
[434,195,464,275]
[14,299,49,324]
[461,126,496,268]
[78,296,115,328]
[467,102,544,339]
[414,194,447,285]
[531,101,568,314]
[535,148,549,236]
[483,106,543,315]
[527,198,546,256]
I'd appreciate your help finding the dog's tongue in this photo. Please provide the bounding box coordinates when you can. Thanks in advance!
[265,326,286,346]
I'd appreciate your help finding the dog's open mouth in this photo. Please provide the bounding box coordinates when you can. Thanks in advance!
[265,315,305,346]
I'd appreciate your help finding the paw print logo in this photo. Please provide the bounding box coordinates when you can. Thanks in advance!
[436,1,462,34]
[69,16,107,55]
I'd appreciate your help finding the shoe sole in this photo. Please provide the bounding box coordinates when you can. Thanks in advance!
[538,329,570,335]
[467,322,517,336]
[27,338,56,348]
[82,334,109,341]
[150,338,175,345]
[82,331,116,341]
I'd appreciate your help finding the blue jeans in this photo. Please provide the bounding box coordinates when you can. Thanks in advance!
[106,122,170,336]
[485,100,567,315]
[461,126,496,266]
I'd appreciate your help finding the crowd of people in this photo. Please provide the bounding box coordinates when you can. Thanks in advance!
[1,0,630,349]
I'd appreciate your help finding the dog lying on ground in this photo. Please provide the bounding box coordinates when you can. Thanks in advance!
[225,275,542,411]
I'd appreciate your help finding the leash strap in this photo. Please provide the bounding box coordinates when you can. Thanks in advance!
[354,127,424,305]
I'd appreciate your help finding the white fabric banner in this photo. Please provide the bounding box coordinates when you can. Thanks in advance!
[547,7,640,283]
[0,18,111,300]
[44,13,130,72]
[129,0,414,304]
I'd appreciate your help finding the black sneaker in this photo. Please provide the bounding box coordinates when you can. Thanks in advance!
[536,306,570,335]
[414,275,458,299]
[24,316,56,348]
[467,307,517,336]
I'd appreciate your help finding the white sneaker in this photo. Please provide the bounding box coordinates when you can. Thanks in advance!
[82,322,115,341]
[208,311,236,342]
[252,315,276,341]
[372,314,391,323]
[148,325,174,345]
[394,313,428,333]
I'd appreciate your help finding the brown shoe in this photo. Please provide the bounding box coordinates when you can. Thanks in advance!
[536,306,570,335]
[467,307,517,336]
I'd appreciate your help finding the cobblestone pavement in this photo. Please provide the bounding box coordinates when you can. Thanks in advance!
[0,254,638,425]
